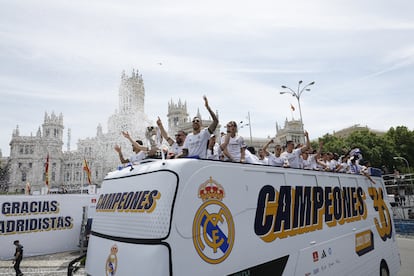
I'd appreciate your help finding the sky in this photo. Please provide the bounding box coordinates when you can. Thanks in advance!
[1,0,414,156]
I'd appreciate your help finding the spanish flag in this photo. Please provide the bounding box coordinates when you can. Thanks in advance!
[45,154,49,186]
[290,103,295,111]
[83,158,92,185]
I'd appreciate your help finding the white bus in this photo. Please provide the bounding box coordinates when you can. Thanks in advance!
[85,159,400,276]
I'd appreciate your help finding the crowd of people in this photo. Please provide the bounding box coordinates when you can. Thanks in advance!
[113,96,375,178]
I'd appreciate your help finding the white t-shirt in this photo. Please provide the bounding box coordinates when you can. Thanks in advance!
[244,149,260,164]
[302,154,318,170]
[220,135,246,162]
[302,156,312,169]
[280,148,302,168]
[206,143,220,160]
[170,142,184,156]
[268,153,284,167]
[337,161,349,173]
[258,157,269,165]
[183,128,211,159]
[328,159,338,171]
[130,151,146,164]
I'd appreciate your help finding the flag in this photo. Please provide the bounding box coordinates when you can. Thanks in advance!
[290,104,295,111]
[83,158,92,185]
[45,154,49,186]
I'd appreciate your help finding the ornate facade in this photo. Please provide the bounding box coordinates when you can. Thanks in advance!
[8,113,64,193]
[166,102,221,138]
[167,99,189,136]
[6,70,150,193]
[275,118,305,146]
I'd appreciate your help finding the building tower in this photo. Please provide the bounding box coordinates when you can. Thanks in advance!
[8,112,64,193]
[42,111,64,149]
[275,118,304,146]
[167,99,189,136]
[119,69,145,114]
[107,69,150,139]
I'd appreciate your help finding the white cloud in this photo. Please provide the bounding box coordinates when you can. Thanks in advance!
[1,0,414,156]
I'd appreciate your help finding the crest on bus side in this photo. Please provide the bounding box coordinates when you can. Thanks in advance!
[105,244,118,276]
[192,177,235,264]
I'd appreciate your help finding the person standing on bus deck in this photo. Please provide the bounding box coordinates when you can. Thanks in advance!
[114,131,153,164]
[12,240,23,276]
[207,134,220,160]
[156,117,187,158]
[177,95,218,159]
[244,146,261,164]
[220,121,246,163]
[280,131,310,168]
[262,139,284,167]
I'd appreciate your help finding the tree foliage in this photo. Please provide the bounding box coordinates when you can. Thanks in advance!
[315,126,414,174]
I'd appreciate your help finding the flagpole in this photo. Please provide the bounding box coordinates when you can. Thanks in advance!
[81,159,84,195]
[45,153,50,194]
[248,111,252,145]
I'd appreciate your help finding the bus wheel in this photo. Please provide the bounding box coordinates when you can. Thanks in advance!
[380,260,389,276]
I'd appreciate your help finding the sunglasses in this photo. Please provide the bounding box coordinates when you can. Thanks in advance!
[192,119,200,123]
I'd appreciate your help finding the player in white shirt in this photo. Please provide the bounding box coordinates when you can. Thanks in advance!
[244,146,260,164]
[301,140,323,170]
[207,134,221,160]
[178,96,218,159]
[114,131,153,165]
[156,117,187,158]
[257,148,269,165]
[220,121,247,162]
[262,138,284,167]
[280,131,310,169]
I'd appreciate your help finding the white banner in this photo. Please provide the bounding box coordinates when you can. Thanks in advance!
[0,194,96,260]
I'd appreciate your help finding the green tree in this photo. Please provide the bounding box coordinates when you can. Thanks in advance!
[313,127,413,173]
[385,126,414,173]
[344,130,388,168]
[318,134,348,155]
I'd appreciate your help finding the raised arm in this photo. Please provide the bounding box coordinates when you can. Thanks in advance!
[121,131,148,151]
[114,144,129,164]
[156,117,174,146]
[262,138,274,156]
[204,95,219,133]
[220,133,233,161]
[300,131,310,153]
[315,140,324,159]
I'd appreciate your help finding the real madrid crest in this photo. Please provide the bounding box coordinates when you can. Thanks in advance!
[192,177,235,264]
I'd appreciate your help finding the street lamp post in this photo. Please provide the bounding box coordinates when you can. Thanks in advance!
[393,156,413,205]
[393,156,410,172]
[280,80,315,133]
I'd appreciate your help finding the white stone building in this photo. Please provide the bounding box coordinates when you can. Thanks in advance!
[275,118,305,146]
[5,70,152,193]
